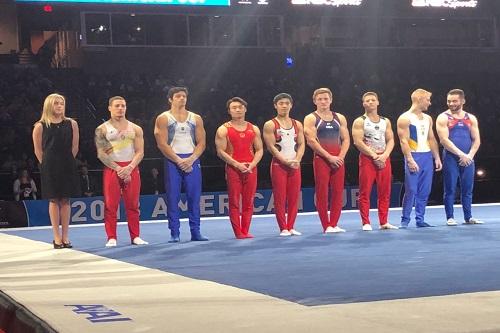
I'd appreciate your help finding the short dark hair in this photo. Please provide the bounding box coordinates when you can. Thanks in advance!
[447,89,465,99]
[273,93,293,105]
[226,97,248,110]
[108,96,125,106]
[168,87,188,100]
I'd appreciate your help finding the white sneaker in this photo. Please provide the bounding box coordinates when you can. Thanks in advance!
[362,224,373,231]
[290,229,302,236]
[324,226,335,233]
[105,238,117,247]
[380,223,398,230]
[331,226,346,233]
[280,230,292,237]
[464,218,484,225]
[132,237,149,245]
[446,218,458,226]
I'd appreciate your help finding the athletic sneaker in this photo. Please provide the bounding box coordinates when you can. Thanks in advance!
[280,230,292,237]
[362,224,373,231]
[464,218,484,225]
[132,237,149,245]
[331,226,346,233]
[416,222,434,228]
[324,226,335,233]
[105,238,117,247]
[289,229,302,236]
[446,218,458,226]
[380,223,398,230]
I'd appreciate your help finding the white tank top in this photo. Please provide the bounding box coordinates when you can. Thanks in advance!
[273,118,298,160]
[166,111,196,154]
[362,115,387,153]
[104,121,135,162]
[408,112,430,152]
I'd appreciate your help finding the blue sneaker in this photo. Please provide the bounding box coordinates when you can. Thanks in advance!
[399,223,409,229]
[416,222,434,228]
[168,236,180,243]
[191,233,209,241]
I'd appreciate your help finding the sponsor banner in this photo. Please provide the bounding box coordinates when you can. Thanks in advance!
[0,201,28,228]
[23,184,402,227]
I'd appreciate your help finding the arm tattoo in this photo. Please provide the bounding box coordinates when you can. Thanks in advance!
[95,127,119,170]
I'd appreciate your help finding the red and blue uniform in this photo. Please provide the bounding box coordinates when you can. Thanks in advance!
[442,112,474,221]
[225,122,257,238]
[270,118,301,232]
[312,111,344,231]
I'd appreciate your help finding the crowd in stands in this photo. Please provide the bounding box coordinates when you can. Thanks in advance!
[1,49,500,200]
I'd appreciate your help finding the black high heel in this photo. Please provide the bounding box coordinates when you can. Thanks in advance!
[62,241,73,248]
[53,241,64,249]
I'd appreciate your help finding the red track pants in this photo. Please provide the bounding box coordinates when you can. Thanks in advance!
[103,161,141,241]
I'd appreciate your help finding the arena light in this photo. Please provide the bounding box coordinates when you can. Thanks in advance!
[291,0,363,6]
[476,168,485,178]
[412,0,478,9]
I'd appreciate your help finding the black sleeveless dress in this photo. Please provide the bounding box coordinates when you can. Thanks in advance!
[40,119,79,199]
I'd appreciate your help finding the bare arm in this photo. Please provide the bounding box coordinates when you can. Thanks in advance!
[31,179,37,199]
[379,118,395,162]
[248,125,264,171]
[71,119,79,158]
[352,117,377,159]
[468,114,481,158]
[397,114,419,173]
[295,121,306,164]
[215,125,235,165]
[95,125,119,170]
[427,116,442,171]
[337,113,351,161]
[32,123,43,163]
[436,113,463,157]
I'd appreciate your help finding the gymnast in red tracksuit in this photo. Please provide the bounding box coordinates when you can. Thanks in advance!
[304,88,350,233]
[263,93,305,236]
[95,96,148,247]
[215,97,263,239]
[352,92,398,231]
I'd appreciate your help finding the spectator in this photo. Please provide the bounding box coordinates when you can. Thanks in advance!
[13,169,37,201]
[79,165,96,197]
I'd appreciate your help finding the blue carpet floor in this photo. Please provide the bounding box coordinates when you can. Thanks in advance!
[3,204,500,306]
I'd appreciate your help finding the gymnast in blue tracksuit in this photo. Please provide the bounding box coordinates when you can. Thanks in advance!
[154,87,208,242]
[436,89,482,225]
[397,89,442,228]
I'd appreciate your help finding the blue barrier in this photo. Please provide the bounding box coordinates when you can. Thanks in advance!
[23,184,403,227]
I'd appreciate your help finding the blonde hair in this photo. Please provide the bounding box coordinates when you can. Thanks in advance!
[411,88,432,104]
[362,91,379,101]
[312,88,333,101]
[39,93,67,127]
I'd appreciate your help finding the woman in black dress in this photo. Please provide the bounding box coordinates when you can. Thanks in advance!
[32,93,80,249]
